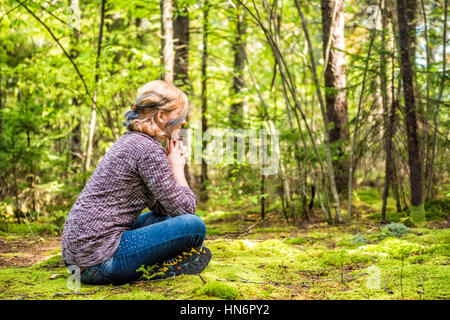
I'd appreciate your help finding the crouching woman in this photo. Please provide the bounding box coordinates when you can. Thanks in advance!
[62,80,211,285]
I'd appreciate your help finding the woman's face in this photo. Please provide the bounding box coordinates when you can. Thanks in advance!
[156,105,187,139]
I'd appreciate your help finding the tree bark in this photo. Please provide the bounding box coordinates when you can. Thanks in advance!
[0,55,2,135]
[173,0,192,187]
[200,0,210,201]
[321,0,348,194]
[380,0,394,222]
[69,0,81,164]
[173,1,190,91]
[396,0,423,208]
[230,3,246,129]
[161,0,174,83]
[295,0,342,223]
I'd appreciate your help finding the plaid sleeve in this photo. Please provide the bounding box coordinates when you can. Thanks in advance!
[137,142,197,217]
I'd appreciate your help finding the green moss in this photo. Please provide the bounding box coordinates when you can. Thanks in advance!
[197,281,240,300]
[207,229,225,236]
[424,198,450,221]
[1,204,448,300]
[285,237,308,245]
[352,233,368,245]
[33,254,63,269]
[353,238,425,259]
[379,223,410,239]
[357,188,381,206]
[0,223,60,236]
[318,249,375,268]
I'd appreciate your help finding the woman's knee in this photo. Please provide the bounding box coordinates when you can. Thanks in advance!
[177,214,206,239]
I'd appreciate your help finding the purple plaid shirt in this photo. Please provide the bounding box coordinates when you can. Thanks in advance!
[61,131,197,267]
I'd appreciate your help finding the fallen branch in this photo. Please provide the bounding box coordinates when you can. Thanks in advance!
[102,288,132,300]
[198,274,207,284]
[215,278,268,285]
[52,286,104,298]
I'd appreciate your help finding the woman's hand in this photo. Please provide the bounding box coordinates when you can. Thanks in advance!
[166,139,189,187]
[166,139,187,169]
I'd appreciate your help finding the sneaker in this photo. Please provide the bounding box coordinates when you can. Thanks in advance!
[151,246,212,280]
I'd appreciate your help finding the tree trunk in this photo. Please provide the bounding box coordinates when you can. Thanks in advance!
[380,0,394,222]
[173,0,192,187]
[0,57,2,135]
[85,0,106,172]
[406,0,417,62]
[200,0,210,201]
[69,0,81,164]
[173,1,190,91]
[295,0,342,223]
[396,0,424,221]
[321,0,348,195]
[161,0,174,83]
[381,100,397,221]
[230,3,246,129]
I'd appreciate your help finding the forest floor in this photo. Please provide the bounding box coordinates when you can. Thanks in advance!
[0,190,449,300]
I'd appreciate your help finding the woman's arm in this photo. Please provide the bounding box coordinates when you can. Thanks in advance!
[137,139,197,216]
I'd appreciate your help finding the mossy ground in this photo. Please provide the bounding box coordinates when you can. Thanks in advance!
[0,189,448,300]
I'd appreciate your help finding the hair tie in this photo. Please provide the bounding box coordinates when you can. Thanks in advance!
[123,110,140,127]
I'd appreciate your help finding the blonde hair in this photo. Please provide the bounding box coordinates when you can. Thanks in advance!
[124,80,188,139]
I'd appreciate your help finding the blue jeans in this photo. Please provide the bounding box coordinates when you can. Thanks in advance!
[67,212,207,285]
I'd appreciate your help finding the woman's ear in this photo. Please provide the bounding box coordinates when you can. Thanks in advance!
[156,110,166,126]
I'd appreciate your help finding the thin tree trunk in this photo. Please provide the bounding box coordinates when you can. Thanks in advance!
[69,0,81,164]
[321,0,348,195]
[0,57,2,135]
[406,0,417,62]
[420,0,431,193]
[381,100,398,221]
[261,174,265,220]
[396,0,424,218]
[174,1,190,90]
[295,0,342,223]
[85,0,106,172]
[392,158,402,212]
[381,0,394,222]
[200,0,210,201]
[173,0,192,187]
[230,3,246,129]
[161,0,174,83]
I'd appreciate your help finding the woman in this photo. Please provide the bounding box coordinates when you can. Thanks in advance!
[62,80,211,285]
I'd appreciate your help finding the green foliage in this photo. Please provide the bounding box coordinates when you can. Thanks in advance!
[379,223,410,240]
[0,222,60,236]
[136,264,163,280]
[424,198,450,221]
[352,233,368,245]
